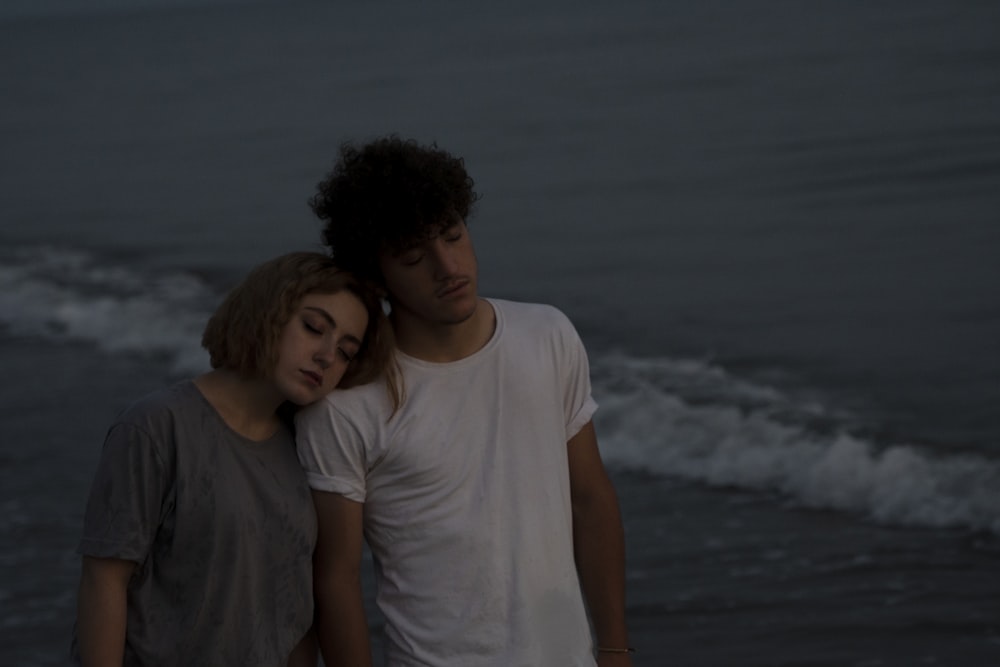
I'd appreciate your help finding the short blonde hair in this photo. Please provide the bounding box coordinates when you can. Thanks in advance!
[201,252,398,403]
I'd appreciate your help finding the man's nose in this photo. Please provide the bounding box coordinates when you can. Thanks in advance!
[429,241,459,278]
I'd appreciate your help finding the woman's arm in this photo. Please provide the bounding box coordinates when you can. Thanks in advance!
[76,555,135,667]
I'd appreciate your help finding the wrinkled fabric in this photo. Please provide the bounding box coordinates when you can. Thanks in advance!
[72,381,316,667]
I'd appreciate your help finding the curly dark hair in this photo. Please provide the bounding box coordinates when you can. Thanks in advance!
[309,135,479,285]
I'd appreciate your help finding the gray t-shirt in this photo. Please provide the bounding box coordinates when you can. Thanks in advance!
[72,381,316,667]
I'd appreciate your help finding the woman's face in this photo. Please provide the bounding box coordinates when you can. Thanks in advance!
[272,290,369,406]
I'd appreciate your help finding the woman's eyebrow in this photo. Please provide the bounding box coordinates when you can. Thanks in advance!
[304,306,363,347]
[303,306,335,326]
[342,334,363,349]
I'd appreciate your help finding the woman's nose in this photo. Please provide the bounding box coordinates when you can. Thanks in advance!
[313,342,334,368]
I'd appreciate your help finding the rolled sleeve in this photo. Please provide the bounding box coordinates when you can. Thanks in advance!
[296,396,369,502]
[567,395,598,441]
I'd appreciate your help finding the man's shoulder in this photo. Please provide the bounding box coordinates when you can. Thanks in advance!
[296,378,391,426]
[489,298,579,342]
[489,297,571,326]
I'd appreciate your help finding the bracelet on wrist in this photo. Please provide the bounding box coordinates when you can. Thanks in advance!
[597,646,636,654]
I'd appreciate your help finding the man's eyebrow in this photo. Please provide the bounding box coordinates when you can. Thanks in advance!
[304,306,363,347]
[389,221,461,254]
[439,220,462,234]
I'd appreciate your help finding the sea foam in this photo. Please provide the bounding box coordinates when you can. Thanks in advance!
[0,246,211,374]
[592,353,1000,534]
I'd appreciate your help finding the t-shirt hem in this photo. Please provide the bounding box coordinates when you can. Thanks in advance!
[77,537,144,563]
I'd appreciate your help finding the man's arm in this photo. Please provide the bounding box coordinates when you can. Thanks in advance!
[286,626,318,667]
[311,490,373,667]
[76,555,135,667]
[568,420,633,666]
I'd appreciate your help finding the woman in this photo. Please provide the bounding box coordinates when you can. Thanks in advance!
[71,252,395,666]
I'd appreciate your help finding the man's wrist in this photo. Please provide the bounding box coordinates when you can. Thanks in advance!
[597,646,635,654]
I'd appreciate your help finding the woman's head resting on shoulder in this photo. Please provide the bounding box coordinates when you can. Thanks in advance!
[200,252,397,406]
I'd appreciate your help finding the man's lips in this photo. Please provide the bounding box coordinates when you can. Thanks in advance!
[436,278,470,298]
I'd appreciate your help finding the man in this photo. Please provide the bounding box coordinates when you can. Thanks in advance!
[296,135,633,666]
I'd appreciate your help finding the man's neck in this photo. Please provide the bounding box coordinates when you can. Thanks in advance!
[392,298,496,363]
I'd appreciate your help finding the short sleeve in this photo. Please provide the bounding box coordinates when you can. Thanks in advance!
[78,423,170,563]
[554,309,598,439]
[295,397,369,502]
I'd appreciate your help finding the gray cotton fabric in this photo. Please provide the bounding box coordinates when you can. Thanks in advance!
[71,381,316,667]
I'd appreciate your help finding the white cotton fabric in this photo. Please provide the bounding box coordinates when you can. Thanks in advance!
[296,298,598,666]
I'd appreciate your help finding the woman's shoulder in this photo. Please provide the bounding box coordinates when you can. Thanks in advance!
[113,380,204,430]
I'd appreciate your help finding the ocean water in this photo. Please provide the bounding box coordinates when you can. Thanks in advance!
[1,1,999,665]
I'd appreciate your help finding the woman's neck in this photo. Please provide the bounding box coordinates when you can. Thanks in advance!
[193,368,285,442]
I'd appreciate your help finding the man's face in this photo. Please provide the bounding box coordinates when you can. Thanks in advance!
[379,220,479,328]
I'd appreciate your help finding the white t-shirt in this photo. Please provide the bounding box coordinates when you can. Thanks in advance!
[296,298,598,666]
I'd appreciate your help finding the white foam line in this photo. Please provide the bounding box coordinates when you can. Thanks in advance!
[593,353,1000,534]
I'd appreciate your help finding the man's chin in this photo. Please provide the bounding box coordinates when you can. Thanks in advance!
[444,298,479,325]
[389,294,481,326]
